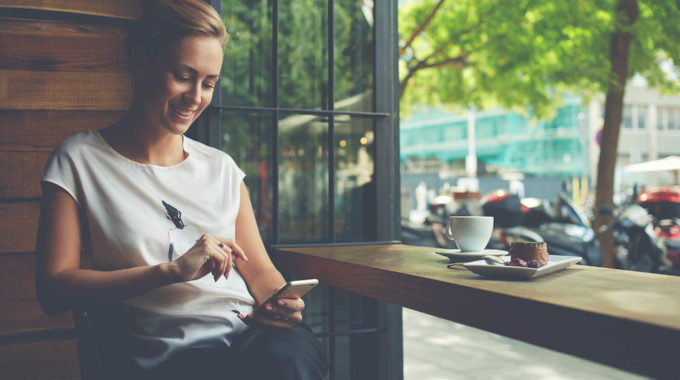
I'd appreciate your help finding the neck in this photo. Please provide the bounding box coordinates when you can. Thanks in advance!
[102,105,187,166]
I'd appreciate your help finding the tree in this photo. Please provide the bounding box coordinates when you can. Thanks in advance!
[399,0,680,267]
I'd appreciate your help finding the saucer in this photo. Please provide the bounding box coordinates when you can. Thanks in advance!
[435,248,508,263]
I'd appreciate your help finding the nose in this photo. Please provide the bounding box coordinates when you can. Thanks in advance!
[183,82,201,105]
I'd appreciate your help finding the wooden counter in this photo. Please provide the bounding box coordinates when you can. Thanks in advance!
[271,244,680,379]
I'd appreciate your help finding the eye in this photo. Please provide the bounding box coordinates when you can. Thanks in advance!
[203,82,216,89]
[173,73,191,81]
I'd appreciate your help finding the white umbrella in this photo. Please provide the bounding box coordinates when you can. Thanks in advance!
[625,156,680,172]
[625,156,680,185]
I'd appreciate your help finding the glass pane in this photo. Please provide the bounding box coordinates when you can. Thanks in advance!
[334,116,376,242]
[657,108,667,130]
[622,106,633,129]
[221,0,273,107]
[279,0,329,110]
[637,106,646,130]
[220,111,274,242]
[334,0,375,112]
[278,113,329,243]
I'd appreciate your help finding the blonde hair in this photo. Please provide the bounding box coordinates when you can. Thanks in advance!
[126,0,228,63]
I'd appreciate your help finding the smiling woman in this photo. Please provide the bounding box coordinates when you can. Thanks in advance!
[34,1,327,379]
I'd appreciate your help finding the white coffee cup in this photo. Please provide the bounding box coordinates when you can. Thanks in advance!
[445,216,494,252]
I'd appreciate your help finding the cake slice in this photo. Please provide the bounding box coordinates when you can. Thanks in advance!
[509,242,549,267]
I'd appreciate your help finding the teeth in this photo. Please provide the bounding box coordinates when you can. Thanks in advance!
[176,109,192,117]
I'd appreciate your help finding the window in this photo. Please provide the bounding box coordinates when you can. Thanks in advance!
[637,105,646,130]
[217,0,392,244]
[196,1,402,379]
[622,105,633,129]
[658,107,668,130]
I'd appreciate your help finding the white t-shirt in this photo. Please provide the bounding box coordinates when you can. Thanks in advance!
[41,130,255,368]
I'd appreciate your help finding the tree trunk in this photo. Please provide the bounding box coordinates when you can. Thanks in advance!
[594,0,639,268]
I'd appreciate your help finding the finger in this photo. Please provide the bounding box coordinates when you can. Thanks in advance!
[224,249,233,279]
[214,241,229,279]
[219,239,248,263]
[210,246,227,281]
[276,298,305,312]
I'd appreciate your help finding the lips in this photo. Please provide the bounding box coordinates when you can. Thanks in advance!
[171,104,196,121]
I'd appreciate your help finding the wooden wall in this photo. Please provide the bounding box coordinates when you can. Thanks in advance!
[0,2,139,378]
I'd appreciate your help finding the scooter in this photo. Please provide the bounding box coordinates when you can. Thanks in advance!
[598,204,669,273]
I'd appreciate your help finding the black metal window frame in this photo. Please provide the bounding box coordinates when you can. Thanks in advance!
[197,0,400,245]
[193,1,403,379]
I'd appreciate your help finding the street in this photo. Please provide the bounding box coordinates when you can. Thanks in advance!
[403,308,649,380]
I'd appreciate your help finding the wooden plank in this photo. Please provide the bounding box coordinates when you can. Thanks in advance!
[0,70,132,111]
[0,339,80,380]
[0,110,124,152]
[0,253,37,300]
[0,253,74,335]
[0,202,40,253]
[0,0,140,20]
[0,151,49,198]
[271,244,680,379]
[0,300,73,336]
[0,18,129,72]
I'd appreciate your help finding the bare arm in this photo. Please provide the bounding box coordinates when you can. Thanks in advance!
[234,182,304,328]
[234,182,286,304]
[36,183,242,316]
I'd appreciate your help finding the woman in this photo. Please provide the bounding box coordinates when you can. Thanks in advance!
[35,1,327,378]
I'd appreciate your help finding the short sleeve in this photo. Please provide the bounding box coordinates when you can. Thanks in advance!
[41,141,81,205]
[225,153,246,188]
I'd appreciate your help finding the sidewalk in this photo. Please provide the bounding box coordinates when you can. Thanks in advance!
[403,308,650,380]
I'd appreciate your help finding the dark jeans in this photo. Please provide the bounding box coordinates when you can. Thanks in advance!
[115,324,327,380]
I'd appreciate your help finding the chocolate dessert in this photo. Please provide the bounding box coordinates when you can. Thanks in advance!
[508,242,549,267]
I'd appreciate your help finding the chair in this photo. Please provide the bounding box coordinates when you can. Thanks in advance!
[73,307,105,380]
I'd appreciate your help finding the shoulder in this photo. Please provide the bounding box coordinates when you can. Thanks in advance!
[52,130,101,157]
[184,136,240,168]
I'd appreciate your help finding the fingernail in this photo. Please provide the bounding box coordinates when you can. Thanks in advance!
[237,314,244,319]
[265,304,272,311]
[277,300,285,306]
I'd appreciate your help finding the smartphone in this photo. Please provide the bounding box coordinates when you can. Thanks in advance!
[255,279,319,312]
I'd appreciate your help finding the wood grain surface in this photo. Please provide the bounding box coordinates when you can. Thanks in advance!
[0,0,141,20]
[0,339,80,380]
[0,110,124,152]
[0,17,129,73]
[0,70,132,111]
[271,244,680,380]
[0,203,40,253]
[0,253,74,336]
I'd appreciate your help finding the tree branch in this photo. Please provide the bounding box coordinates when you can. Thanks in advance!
[420,55,468,69]
[400,54,468,97]
[399,0,446,56]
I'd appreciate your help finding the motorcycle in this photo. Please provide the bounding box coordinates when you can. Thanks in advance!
[635,187,680,274]
[599,203,669,273]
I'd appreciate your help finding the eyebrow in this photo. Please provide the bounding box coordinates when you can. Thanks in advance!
[175,64,219,80]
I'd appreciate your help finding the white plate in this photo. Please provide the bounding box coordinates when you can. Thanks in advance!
[435,249,508,262]
[463,255,582,279]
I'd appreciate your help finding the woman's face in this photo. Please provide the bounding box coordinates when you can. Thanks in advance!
[138,35,223,136]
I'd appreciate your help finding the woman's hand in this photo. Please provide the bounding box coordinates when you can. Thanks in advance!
[240,291,305,329]
[170,234,248,282]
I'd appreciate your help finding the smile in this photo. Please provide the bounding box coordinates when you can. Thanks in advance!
[171,105,196,120]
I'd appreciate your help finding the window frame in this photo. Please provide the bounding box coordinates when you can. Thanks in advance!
[192,1,403,379]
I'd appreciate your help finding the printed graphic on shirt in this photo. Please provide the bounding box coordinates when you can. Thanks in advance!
[163,201,201,262]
